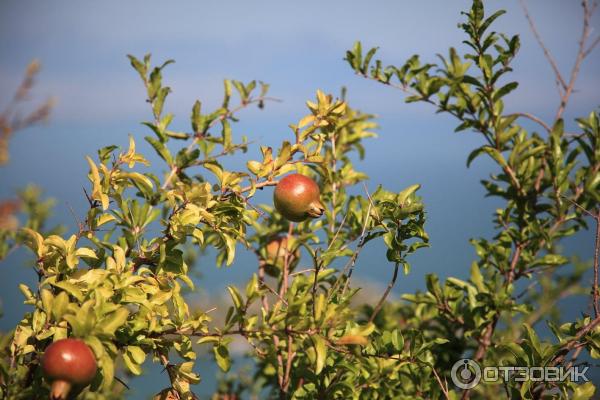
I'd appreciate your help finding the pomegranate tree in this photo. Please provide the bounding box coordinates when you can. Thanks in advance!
[0,1,598,398]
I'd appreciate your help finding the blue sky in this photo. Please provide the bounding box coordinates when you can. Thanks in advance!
[1,1,598,122]
[0,0,599,397]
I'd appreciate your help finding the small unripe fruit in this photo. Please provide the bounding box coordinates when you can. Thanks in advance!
[273,174,324,222]
[263,236,300,276]
[41,338,98,400]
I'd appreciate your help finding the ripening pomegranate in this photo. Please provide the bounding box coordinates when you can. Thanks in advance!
[273,174,324,222]
[41,338,98,400]
[263,236,300,276]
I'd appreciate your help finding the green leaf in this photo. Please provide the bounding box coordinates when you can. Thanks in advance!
[462,75,484,88]
[51,291,69,321]
[398,184,420,206]
[213,344,231,372]
[84,336,105,359]
[245,273,259,300]
[20,228,45,257]
[470,262,485,291]
[51,281,84,302]
[165,130,189,140]
[478,10,506,36]
[122,349,143,375]
[481,146,507,167]
[45,235,67,253]
[222,79,232,107]
[362,46,378,74]
[197,336,220,345]
[98,308,129,337]
[153,86,171,117]
[127,345,146,365]
[312,335,327,375]
[391,329,404,351]
[40,289,53,313]
[75,247,97,259]
[177,361,201,384]
[99,354,115,389]
[191,100,203,133]
[222,234,236,266]
[572,382,596,400]
[523,323,541,359]
[465,144,486,167]
[492,81,518,102]
[127,54,147,82]
[145,136,173,164]
[221,119,232,149]
[227,286,244,310]
[18,284,34,301]
[346,41,362,71]
[531,254,568,267]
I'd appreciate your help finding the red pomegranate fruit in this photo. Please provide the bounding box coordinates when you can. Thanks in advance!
[41,338,98,400]
[273,174,324,222]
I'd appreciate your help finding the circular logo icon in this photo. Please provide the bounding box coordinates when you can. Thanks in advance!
[451,358,482,389]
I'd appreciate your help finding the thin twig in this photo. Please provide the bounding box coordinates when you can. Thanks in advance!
[339,184,376,295]
[555,0,596,121]
[519,0,568,94]
[368,262,400,324]
[311,249,322,320]
[516,281,539,299]
[461,315,498,400]
[191,141,255,166]
[462,241,522,400]
[289,268,317,277]
[282,334,295,392]
[522,285,579,333]
[507,243,523,285]
[329,129,338,235]
[326,211,348,252]
[273,335,285,392]
[509,112,551,133]
[549,315,600,366]
[432,365,450,400]
[583,35,600,57]
[565,346,585,370]
[279,222,295,396]
[280,222,294,298]
[65,201,83,237]
[529,202,600,393]
[562,194,596,218]
[561,196,600,317]
[259,279,288,306]
[158,353,178,392]
[239,179,278,194]
[593,210,600,318]
[338,200,372,296]
[258,263,270,313]
[114,376,130,390]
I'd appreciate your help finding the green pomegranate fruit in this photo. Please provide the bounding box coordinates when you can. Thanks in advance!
[273,173,325,222]
[41,338,98,400]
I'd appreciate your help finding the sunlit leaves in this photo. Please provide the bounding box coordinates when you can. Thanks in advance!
[3,3,599,397]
